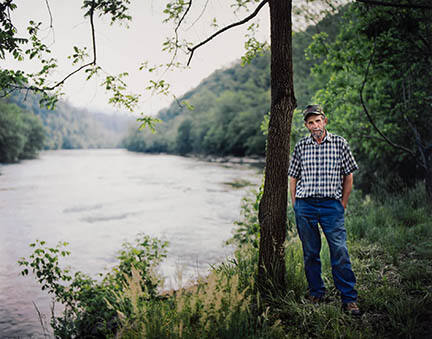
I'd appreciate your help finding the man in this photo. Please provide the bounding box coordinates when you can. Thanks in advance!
[288,104,360,315]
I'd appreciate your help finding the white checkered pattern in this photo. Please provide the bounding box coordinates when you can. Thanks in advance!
[288,132,358,199]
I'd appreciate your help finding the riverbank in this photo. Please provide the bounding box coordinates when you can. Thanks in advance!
[115,184,432,338]
[1,149,261,337]
[19,182,432,338]
[132,151,267,169]
[194,154,265,166]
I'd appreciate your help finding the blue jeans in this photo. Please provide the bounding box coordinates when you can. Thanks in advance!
[294,198,357,303]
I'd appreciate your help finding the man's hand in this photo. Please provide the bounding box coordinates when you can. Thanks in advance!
[341,200,347,209]
[341,173,354,210]
[289,176,298,208]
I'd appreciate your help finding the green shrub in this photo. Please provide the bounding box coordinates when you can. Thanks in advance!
[18,234,168,338]
[18,184,432,338]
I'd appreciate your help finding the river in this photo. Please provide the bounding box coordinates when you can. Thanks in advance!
[0,149,262,338]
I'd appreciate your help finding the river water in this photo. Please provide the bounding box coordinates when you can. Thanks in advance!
[0,149,261,338]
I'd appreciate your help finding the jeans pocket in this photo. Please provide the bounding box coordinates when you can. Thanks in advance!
[338,200,345,213]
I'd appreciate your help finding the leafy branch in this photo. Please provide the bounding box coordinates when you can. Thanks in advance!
[359,38,415,157]
[137,114,162,133]
[186,0,269,66]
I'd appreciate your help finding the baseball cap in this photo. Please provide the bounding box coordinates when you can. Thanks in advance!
[303,105,325,121]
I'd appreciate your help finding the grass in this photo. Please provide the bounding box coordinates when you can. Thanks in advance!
[112,184,432,338]
[22,184,432,338]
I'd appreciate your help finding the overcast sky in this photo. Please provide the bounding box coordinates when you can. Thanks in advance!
[5,0,275,116]
[6,0,336,116]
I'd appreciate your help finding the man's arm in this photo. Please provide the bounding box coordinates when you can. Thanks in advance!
[289,176,298,207]
[341,173,354,209]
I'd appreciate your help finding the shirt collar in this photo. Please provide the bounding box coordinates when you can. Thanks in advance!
[306,131,332,145]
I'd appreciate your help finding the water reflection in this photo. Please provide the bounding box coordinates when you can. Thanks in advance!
[0,149,260,337]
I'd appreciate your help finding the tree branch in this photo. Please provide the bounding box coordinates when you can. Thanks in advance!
[7,0,97,94]
[359,39,416,157]
[43,1,97,91]
[403,113,428,169]
[187,0,210,30]
[0,86,18,99]
[176,0,193,35]
[355,0,432,10]
[186,0,269,66]
[168,0,193,67]
[44,0,53,28]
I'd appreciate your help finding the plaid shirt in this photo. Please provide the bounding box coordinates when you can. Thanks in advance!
[288,132,358,199]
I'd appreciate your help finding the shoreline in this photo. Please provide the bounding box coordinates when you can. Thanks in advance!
[186,153,266,168]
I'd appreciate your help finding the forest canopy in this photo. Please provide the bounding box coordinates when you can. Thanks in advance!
[123,1,431,197]
[0,91,132,163]
[0,99,44,162]
[122,7,345,157]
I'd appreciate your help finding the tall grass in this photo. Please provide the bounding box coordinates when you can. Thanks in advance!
[115,245,285,339]
[20,184,432,338]
[114,184,431,338]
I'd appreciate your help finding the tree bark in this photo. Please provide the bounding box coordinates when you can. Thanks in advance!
[258,0,296,295]
[425,153,432,206]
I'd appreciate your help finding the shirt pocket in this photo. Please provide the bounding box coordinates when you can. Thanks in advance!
[324,154,341,174]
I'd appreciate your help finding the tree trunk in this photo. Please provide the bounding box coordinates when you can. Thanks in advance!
[425,153,432,206]
[257,0,296,295]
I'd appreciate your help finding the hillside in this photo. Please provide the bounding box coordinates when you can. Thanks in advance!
[7,92,132,150]
[0,91,133,163]
[122,8,345,157]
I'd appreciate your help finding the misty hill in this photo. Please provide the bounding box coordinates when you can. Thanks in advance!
[122,9,344,157]
[6,92,133,150]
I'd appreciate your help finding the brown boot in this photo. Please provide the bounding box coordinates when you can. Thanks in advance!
[342,302,361,316]
[307,295,323,304]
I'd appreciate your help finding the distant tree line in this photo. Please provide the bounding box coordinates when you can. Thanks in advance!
[0,92,133,163]
[122,9,343,158]
[123,2,431,198]
[122,55,271,157]
[10,92,132,150]
[0,100,44,162]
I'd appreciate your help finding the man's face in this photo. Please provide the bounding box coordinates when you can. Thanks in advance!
[305,114,327,139]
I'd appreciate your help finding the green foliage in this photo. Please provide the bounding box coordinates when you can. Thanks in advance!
[0,1,24,59]
[112,184,431,338]
[137,114,162,134]
[86,0,132,24]
[0,0,139,111]
[103,73,141,112]
[19,111,46,158]
[241,23,269,66]
[18,240,72,301]
[125,56,272,157]
[346,183,432,260]
[224,183,432,338]
[310,2,432,194]
[110,234,168,300]
[227,182,296,251]
[114,241,286,339]
[18,234,168,338]
[17,184,431,338]
[0,3,64,104]
[6,91,131,151]
[0,100,45,162]
[162,0,190,23]
[227,192,262,249]
[123,9,344,158]
[176,118,193,154]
